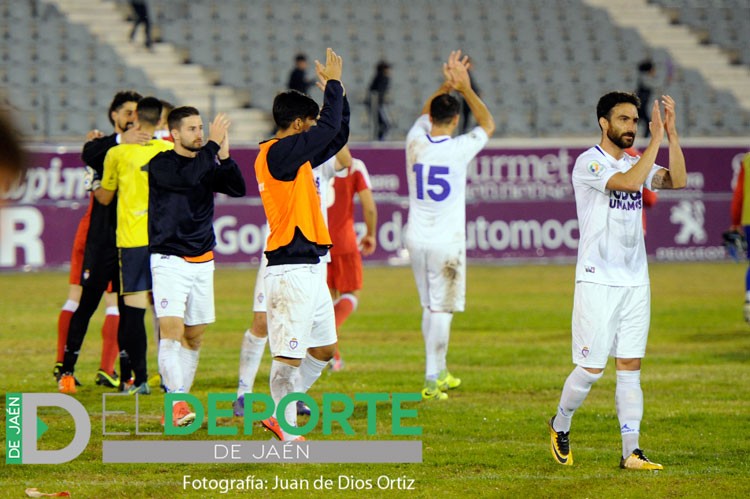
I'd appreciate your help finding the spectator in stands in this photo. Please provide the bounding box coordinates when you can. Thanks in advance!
[367,60,392,141]
[287,54,314,95]
[129,0,152,50]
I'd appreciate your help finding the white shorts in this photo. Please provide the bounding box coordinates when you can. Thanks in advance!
[150,253,215,326]
[571,281,650,368]
[264,263,336,359]
[253,255,327,313]
[407,242,466,312]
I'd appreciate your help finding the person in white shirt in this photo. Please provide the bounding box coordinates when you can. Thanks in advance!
[405,50,495,400]
[548,91,686,470]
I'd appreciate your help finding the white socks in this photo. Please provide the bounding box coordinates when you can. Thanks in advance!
[62,299,79,312]
[616,370,643,458]
[554,365,603,432]
[180,346,200,393]
[423,309,453,380]
[158,339,184,393]
[237,329,267,397]
[269,360,299,440]
[295,352,329,393]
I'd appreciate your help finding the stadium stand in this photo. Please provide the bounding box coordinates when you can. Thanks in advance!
[1,0,747,140]
[650,0,750,65]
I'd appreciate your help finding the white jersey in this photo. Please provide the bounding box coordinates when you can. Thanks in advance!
[572,145,664,286]
[405,114,488,246]
[313,157,344,263]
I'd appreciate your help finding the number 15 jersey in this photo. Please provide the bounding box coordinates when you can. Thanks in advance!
[405,114,488,246]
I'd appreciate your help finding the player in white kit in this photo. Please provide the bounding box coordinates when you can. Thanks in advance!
[548,92,686,470]
[233,148,350,418]
[405,51,495,400]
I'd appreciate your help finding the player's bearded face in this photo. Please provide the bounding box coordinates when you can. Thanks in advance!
[606,121,635,149]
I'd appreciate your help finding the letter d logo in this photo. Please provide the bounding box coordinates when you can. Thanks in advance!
[5,393,90,464]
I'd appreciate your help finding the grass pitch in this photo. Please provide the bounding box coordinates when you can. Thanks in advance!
[1,262,749,498]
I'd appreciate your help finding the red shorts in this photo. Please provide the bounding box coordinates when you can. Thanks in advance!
[327,251,363,293]
[68,206,92,285]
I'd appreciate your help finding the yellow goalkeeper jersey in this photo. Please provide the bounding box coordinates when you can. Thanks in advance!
[101,138,174,248]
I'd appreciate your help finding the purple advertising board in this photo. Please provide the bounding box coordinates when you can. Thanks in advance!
[0,144,743,270]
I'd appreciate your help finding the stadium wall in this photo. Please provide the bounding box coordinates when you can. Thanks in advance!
[0,143,742,270]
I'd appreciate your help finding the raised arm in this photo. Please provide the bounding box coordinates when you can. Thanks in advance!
[650,95,686,190]
[446,50,495,137]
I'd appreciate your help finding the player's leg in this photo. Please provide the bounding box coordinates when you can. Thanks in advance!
[56,206,91,377]
[58,285,102,393]
[59,286,104,379]
[235,257,269,416]
[264,264,314,440]
[614,285,662,470]
[55,284,81,381]
[407,244,444,399]
[426,244,465,391]
[179,258,215,394]
[95,291,120,387]
[298,262,337,392]
[119,247,152,394]
[549,282,613,465]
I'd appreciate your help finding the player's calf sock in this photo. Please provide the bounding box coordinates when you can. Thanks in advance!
[179,345,200,393]
[100,306,119,373]
[120,305,148,385]
[56,300,78,362]
[296,352,329,393]
[158,339,184,393]
[428,311,453,372]
[421,307,430,344]
[62,290,102,373]
[269,360,299,440]
[237,329,267,397]
[334,294,358,329]
[616,370,643,458]
[554,366,603,432]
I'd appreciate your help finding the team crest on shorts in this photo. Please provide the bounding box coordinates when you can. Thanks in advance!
[160,298,168,309]
[289,338,298,350]
[581,346,590,358]
[257,292,264,304]
[587,160,603,177]
[83,269,90,281]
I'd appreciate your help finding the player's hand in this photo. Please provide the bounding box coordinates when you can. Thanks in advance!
[661,95,678,139]
[208,113,230,147]
[121,126,152,145]
[315,48,343,84]
[648,99,664,142]
[86,129,104,141]
[83,166,102,192]
[445,50,471,93]
[359,234,376,256]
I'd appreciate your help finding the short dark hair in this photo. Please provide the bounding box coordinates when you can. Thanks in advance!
[0,108,26,191]
[107,90,142,126]
[638,59,654,73]
[167,106,200,131]
[295,53,307,63]
[272,90,319,129]
[136,96,163,126]
[160,99,175,116]
[429,93,460,125]
[596,92,640,122]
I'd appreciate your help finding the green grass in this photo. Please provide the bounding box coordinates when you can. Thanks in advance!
[1,262,749,498]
